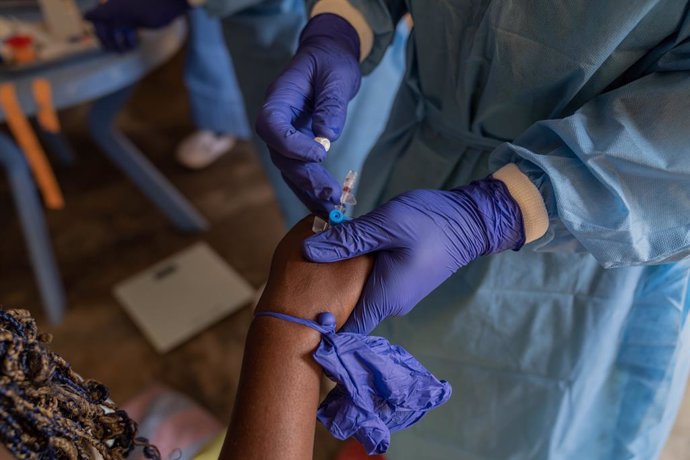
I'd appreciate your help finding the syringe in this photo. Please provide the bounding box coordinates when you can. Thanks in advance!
[312,169,358,232]
[311,136,358,232]
[311,138,358,232]
[330,168,357,219]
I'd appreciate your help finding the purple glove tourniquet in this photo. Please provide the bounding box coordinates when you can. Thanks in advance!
[84,0,189,52]
[304,177,526,334]
[254,311,452,454]
[255,14,362,216]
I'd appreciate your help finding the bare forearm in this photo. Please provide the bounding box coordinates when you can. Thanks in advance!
[220,217,372,459]
[220,317,322,460]
[221,286,364,460]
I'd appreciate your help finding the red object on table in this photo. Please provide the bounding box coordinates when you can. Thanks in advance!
[5,35,33,48]
[5,34,36,64]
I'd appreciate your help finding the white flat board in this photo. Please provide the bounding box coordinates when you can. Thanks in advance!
[38,0,84,39]
[114,242,255,353]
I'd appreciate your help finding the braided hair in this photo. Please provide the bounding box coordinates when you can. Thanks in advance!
[0,309,160,459]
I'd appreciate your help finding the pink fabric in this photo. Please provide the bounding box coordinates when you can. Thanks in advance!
[122,385,168,421]
[123,384,223,460]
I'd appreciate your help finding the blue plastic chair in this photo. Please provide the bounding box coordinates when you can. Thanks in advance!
[0,133,65,324]
[0,20,208,323]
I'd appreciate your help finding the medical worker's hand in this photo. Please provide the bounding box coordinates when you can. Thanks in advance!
[303,178,526,334]
[255,14,362,216]
[84,0,190,52]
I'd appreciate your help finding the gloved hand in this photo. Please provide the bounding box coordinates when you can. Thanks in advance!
[255,13,362,216]
[303,177,526,334]
[84,0,190,52]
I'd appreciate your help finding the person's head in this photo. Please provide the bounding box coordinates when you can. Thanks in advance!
[0,309,159,459]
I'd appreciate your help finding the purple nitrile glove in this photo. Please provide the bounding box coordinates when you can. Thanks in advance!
[254,311,452,455]
[84,0,190,52]
[303,177,526,334]
[315,333,452,454]
[255,13,362,216]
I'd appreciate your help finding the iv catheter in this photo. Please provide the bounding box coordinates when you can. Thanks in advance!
[312,137,358,233]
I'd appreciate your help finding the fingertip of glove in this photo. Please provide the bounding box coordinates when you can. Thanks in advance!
[292,133,329,163]
[313,125,340,143]
[306,143,328,163]
[302,239,327,262]
[303,234,346,263]
[340,313,371,335]
[339,321,357,334]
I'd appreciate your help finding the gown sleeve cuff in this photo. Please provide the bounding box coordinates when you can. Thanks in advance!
[310,0,374,62]
[493,163,549,244]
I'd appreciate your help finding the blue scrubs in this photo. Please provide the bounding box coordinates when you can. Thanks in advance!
[185,7,250,138]
[320,1,690,459]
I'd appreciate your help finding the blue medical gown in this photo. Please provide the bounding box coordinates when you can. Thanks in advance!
[326,1,690,459]
[205,0,407,227]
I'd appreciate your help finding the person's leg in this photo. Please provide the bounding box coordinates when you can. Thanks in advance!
[220,0,308,226]
[179,7,251,169]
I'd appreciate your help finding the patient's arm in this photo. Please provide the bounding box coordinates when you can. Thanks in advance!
[220,217,372,460]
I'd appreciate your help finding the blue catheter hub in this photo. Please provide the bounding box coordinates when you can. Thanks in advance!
[329,209,348,225]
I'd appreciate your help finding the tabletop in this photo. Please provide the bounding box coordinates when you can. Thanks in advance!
[0,13,187,120]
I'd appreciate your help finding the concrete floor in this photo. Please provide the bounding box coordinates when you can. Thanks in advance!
[1,49,689,460]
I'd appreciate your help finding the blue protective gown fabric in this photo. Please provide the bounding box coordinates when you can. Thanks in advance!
[301,1,690,459]
[254,311,452,454]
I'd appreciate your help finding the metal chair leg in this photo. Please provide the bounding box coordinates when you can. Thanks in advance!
[0,133,65,324]
[88,85,208,233]
[37,127,76,165]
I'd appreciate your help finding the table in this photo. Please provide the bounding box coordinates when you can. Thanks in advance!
[0,18,208,324]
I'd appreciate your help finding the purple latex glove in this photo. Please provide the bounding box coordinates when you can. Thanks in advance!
[255,14,362,216]
[254,311,451,454]
[304,177,526,334]
[84,0,189,52]
[315,334,451,454]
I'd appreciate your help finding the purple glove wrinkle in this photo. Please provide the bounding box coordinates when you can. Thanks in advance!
[303,177,526,334]
[254,311,452,454]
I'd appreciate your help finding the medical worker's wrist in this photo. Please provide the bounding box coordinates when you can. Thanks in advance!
[310,0,373,61]
[301,13,361,62]
[452,178,526,255]
[492,163,548,243]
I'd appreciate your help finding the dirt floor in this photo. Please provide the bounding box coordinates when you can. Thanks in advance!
[1,46,688,460]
